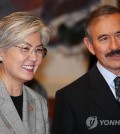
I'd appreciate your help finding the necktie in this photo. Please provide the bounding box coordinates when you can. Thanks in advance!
[114,77,120,103]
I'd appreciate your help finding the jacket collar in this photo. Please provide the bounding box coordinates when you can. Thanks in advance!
[85,65,120,120]
[0,80,28,133]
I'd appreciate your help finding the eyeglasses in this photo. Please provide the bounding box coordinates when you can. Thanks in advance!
[15,42,47,58]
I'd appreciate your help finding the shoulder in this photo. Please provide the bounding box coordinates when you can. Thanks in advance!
[56,65,100,96]
[56,72,89,96]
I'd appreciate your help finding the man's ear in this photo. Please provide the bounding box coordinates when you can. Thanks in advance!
[83,37,95,55]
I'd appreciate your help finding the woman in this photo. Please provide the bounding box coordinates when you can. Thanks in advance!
[0,11,51,134]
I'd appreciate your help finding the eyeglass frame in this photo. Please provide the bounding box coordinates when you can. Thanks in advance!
[14,42,47,58]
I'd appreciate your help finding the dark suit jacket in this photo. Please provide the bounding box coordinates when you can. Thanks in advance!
[52,65,120,134]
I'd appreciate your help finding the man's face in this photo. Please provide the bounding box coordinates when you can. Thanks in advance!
[84,13,120,75]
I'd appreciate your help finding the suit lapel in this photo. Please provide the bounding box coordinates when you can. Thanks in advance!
[0,80,28,134]
[85,65,120,120]
[23,85,35,134]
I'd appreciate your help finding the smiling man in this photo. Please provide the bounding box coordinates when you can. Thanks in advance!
[52,5,120,134]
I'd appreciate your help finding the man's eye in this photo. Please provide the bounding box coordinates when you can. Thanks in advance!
[99,36,108,43]
[116,33,120,39]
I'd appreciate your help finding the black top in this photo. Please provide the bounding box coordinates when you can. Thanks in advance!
[11,93,23,120]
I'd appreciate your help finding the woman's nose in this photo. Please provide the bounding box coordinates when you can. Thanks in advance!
[29,50,37,61]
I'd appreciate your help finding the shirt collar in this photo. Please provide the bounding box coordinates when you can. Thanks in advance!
[97,62,116,86]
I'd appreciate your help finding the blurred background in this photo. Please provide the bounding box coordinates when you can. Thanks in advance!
[0,0,119,122]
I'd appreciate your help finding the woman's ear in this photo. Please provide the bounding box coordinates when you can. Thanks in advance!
[0,57,2,61]
[83,37,95,55]
[0,48,3,61]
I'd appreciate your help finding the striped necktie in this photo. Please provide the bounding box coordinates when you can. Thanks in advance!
[114,77,120,103]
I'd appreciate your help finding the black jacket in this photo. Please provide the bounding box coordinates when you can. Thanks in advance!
[52,65,120,134]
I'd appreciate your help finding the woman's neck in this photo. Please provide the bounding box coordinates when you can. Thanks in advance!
[0,69,23,96]
[2,77,23,96]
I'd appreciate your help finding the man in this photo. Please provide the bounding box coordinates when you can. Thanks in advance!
[52,5,120,134]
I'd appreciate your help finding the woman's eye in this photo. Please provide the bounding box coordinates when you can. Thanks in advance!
[36,48,43,53]
[22,46,30,52]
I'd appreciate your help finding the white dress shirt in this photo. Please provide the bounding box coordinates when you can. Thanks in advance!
[97,62,117,98]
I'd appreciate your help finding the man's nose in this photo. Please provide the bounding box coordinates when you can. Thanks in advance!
[109,38,119,50]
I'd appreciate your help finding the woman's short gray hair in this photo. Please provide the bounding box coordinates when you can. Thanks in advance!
[0,11,51,48]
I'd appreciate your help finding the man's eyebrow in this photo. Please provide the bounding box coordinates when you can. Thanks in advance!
[116,31,120,34]
[97,34,107,40]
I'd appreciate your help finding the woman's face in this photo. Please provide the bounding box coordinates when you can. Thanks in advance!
[0,32,43,83]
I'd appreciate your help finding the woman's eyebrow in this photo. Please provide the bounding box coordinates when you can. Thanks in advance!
[24,42,43,47]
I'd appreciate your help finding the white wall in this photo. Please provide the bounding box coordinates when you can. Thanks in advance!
[35,45,89,98]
